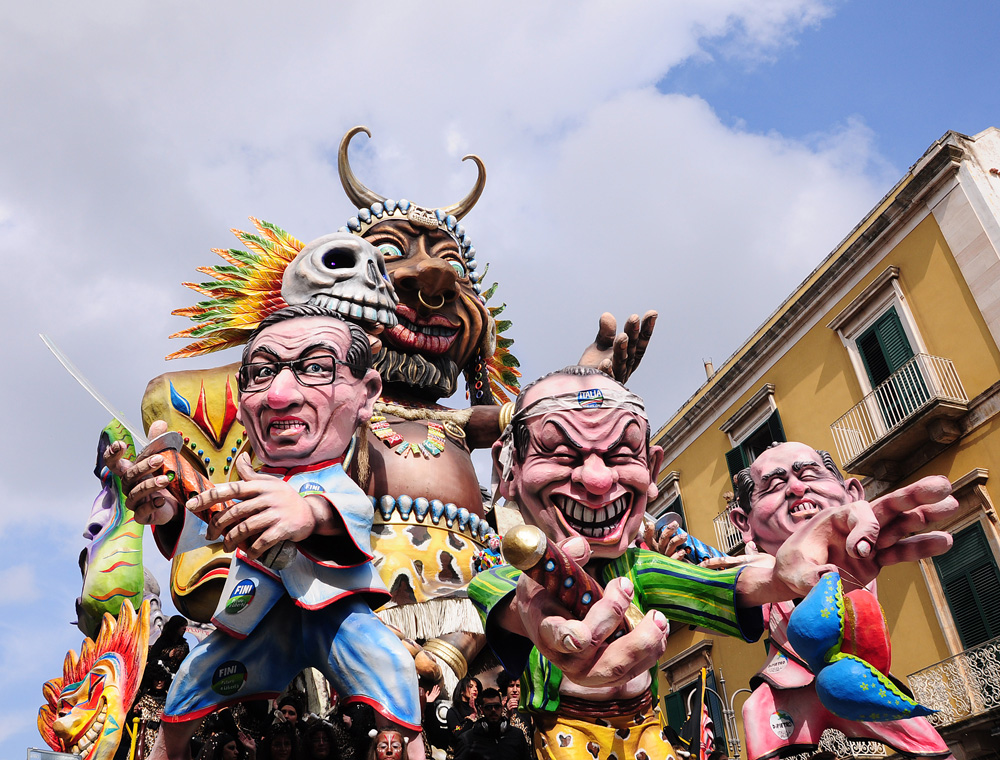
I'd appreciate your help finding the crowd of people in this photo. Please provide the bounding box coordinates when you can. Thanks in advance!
[123,617,534,760]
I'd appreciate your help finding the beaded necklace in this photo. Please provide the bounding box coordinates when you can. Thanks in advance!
[369,414,447,458]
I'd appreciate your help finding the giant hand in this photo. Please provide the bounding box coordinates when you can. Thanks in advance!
[772,476,958,596]
[186,453,337,561]
[508,536,669,688]
[103,419,180,526]
[578,311,657,383]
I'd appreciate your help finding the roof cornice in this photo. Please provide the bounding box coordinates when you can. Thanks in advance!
[653,136,967,455]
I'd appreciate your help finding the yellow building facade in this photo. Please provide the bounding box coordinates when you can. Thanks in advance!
[651,128,1000,759]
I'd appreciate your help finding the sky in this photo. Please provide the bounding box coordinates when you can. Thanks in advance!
[1,1,998,754]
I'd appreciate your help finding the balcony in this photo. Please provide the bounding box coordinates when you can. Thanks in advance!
[712,501,744,555]
[829,354,969,478]
[908,635,1000,728]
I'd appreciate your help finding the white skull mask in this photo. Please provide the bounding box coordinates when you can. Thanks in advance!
[281,232,398,326]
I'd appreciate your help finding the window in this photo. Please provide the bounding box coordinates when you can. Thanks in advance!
[828,266,927,395]
[661,670,727,749]
[856,306,915,386]
[933,522,1000,649]
[720,383,786,486]
[724,409,786,486]
[649,471,686,529]
[918,469,1000,654]
[855,306,930,427]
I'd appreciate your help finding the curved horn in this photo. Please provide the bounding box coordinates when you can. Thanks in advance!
[441,154,486,221]
[339,126,386,210]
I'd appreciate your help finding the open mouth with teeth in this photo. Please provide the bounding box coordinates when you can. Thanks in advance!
[790,499,822,520]
[385,307,459,356]
[62,697,108,758]
[268,419,307,435]
[552,494,631,540]
[307,293,399,327]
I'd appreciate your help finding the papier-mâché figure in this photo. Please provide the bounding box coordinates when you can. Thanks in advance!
[470,369,959,760]
[730,442,956,759]
[106,306,425,760]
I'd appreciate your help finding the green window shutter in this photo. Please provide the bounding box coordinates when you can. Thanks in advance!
[663,690,686,733]
[765,409,786,446]
[666,494,686,530]
[725,446,749,486]
[857,307,915,387]
[934,523,1000,649]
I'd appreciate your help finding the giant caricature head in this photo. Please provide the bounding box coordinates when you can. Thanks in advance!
[494,367,663,561]
[237,305,382,468]
[730,441,864,556]
[39,600,149,760]
[338,127,497,402]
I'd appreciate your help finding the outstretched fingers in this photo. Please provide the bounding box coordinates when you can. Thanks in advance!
[185,479,261,516]
[872,476,954,522]
[593,312,617,352]
[876,531,954,566]
[121,455,166,494]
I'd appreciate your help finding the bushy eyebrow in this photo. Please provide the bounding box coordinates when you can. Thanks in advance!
[758,466,787,486]
[248,342,341,361]
[539,419,584,450]
[792,460,824,474]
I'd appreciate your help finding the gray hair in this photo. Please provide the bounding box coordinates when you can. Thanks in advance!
[241,304,372,379]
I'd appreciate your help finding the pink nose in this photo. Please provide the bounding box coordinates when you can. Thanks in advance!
[265,366,303,408]
[573,454,618,495]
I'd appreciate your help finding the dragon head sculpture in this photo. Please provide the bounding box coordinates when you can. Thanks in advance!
[39,600,150,760]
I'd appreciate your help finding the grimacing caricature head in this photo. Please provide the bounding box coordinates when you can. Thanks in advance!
[39,601,149,760]
[237,304,380,467]
[729,441,864,556]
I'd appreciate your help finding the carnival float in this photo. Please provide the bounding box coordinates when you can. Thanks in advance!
[39,127,956,760]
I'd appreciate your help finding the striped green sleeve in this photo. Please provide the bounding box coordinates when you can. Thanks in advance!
[602,549,763,642]
[524,647,563,714]
[468,565,537,674]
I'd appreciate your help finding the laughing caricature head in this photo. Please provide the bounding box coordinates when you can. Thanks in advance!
[494,367,663,561]
[730,441,864,556]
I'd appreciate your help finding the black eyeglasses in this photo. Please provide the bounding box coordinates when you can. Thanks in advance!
[237,355,362,393]
[482,702,503,711]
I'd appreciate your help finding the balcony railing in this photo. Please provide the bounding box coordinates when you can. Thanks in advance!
[830,353,968,465]
[907,635,1000,727]
[713,502,744,554]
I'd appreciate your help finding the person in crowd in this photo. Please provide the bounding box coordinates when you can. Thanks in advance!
[447,676,481,733]
[495,670,532,745]
[453,688,530,760]
[302,720,354,760]
[260,722,297,760]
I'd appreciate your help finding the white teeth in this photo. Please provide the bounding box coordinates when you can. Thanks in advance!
[397,314,458,338]
[555,496,629,537]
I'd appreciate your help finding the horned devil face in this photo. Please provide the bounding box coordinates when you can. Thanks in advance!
[281,232,399,327]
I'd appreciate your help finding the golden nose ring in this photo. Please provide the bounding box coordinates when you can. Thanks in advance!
[417,291,446,310]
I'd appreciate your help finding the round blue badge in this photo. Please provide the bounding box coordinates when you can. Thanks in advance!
[211,661,247,696]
